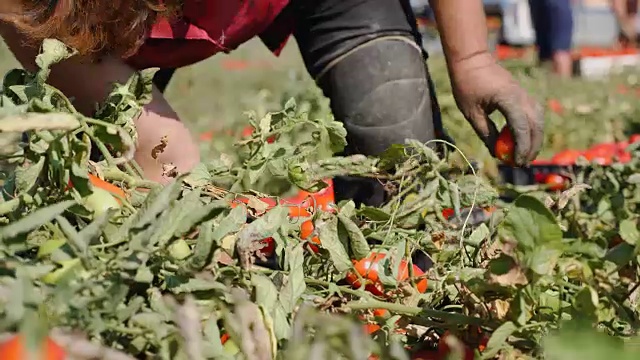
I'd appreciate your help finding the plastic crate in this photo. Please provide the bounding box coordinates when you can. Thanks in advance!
[498,163,579,186]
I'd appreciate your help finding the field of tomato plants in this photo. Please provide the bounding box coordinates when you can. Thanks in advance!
[1,38,640,360]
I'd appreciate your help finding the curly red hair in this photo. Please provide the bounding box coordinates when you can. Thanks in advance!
[2,0,181,57]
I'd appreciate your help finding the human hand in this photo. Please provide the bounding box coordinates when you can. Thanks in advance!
[448,53,544,166]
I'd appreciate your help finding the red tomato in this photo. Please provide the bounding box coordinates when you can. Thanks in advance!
[0,334,65,360]
[259,238,276,257]
[231,180,336,256]
[590,143,618,155]
[199,131,215,142]
[495,127,515,166]
[300,219,321,253]
[373,309,389,318]
[281,179,335,218]
[547,99,564,114]
[617,141,630,152]
[364,323,381,335]
[345,253,428,297]
[544,174,567,191]
[533,172,547,184]
[630,134,640,144]
[584,151,612,165]
[220,333,230,345]
[583,143,617,165]
[442,208,455,220]
[295,179,336,212]
[617,151,632,164]
[551,149,582,166]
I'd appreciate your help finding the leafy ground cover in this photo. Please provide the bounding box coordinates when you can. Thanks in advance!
[0,38,640,360]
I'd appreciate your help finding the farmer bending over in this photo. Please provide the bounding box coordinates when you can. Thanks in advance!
[0,0,543,204]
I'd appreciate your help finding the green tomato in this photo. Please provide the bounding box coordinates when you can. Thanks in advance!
[168,239,192,260]
[83,187,120,217]
[42,258,82,285]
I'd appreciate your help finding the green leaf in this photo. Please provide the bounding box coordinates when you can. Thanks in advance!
[15,156,45,193]
[526,245,561,276]
[317,216,352,272]
[358,206,391,221]
[187,222,216,271]
[279,244,306,313]
[252,273,280,312]
[482,321,517,359]
[619,219,639,245]
[324,120,348,154]
[55,215,88,258]
[78,210,113,245]
[183,163,212,187]
[237,206,288,243]
[116,177,184,240]
[0,200,75,240]
[499,195,562,249]
[488,254,517,276]
[174,200,227,238]
[337,213,369,260]
[35,39,77,73]
[466,223,490,247]
[604,242,635,266]
[69,162,91,197]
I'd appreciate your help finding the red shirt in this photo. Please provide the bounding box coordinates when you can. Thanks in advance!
[126,0,292,70]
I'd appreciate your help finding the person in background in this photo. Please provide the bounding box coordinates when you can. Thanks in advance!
[0,0,544,206]
[528,0,575,78]
[611,0,638,47]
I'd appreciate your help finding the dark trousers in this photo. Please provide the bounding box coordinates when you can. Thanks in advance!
[152,0,448,206]
[528,0,574,61]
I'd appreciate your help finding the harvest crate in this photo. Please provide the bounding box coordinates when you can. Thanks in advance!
[498,163,578,187]
[573,49,640,79]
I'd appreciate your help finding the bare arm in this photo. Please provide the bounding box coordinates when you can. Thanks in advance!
[427,0,544,165]
[0,22,200,183]
[428,0,492,72]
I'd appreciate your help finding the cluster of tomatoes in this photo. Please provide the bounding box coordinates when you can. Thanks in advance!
[531,134,640,191]
[234,181,491,359]
[495,127,639,191]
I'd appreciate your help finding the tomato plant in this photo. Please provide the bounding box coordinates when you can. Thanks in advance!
[5,37,640,360]
[345,252,428,297]
[495,127,515,166]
